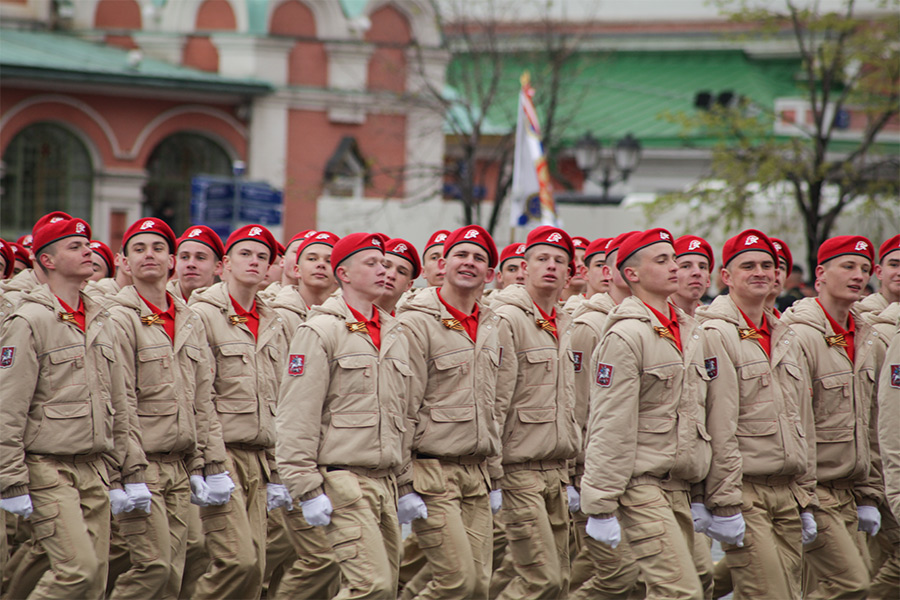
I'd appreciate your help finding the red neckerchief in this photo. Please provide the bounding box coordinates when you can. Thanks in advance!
[230,295,260,340]
[772,307,782,319]
[644,301,682,352]
[56,295,85,332]
[348,303,381,350]
[817,298,855,363]
[535,303,558,339]
[737,306,771,358]
[437,288,480,341]
[138,291,177,343]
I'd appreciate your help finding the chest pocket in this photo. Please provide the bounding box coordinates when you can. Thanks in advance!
[137,346,175,389]
[430,351,472,396]
[813,372,852,422]
[45,346,86,392]
[337,355,375,396]
[737,361,773,410]
[217,344,250,379]
[640,364,680,406]
[522,348,556,388]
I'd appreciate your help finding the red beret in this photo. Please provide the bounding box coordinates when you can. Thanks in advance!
[674,235,715,271]
[89,240,115,277]
[177,225,225,259]
[123,218,176,254]
[817,235,874,266]
[33,213,91,256]
[769,237,793,273]
[386,238,421,279]
[225,225,278,265]
[424,230,451,254]
[16,234,33,249]
[443,225,499,269]
[605,231,639,255]
[584,238,610,267]
[296,231,340,263]
[499,243,526,268]
[0,240,14,279]
[722,229,777,268]
[331,232,388,273]
[32,212,72,236]
[616,228,674,270]
[526,226,575,259]
[10,242,32,268]
[275,241,286,257]
[572,236,590,250]
[287,229,316,248]
[879,234,900,262]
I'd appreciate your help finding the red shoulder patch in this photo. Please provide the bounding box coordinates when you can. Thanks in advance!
[0,346,14,368]
[572,351,583,373]
[288,354,304,376]
[596,362,613,387]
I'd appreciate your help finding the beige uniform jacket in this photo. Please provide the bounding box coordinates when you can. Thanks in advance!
[570,292,616,483]
[781,297,883,503]
[562,293,586,316]
[856,291,890,317]
[491,285,581,468]
[109,286,227,476]
[269,284,312,347]
[397,287,505,481]
[581,296,712,517]
[697,295,816,514]
[260,281,283,303]
[190,282,285,476]
[877,325,900,519]
[0,285,146,497]
[84,277,122,298]
[0,270,41,323]
[275,295,412,502]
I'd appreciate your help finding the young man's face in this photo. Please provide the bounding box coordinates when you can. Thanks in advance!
[295,245,335,293]
[440,242,493,293]
[721,251,775,302]
[816,256,872,303]
[123,233,173,284]
[224,240,270,288]
[771,259,787,297]
[422,245,445,287]
[496,259,525,290]
[605,251,629,294]
[569,248,587,286]
[338,249,386,298]
[586,254,609,295]
[176,240,222,293]
[674,255,711,302]
[625,243,679,297]
[382,255,415,307]
[263,259,284,287]
[282,240,302,283]
[875,253,900,298]
[89,254,109,282]
[12,260,27,276]
[524,245,569,295]
[43,237,95,280]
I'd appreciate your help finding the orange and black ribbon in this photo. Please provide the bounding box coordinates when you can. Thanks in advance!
[739,328,762,340]
[58,312,77,325]
[654,326,677,344]
[346,321,368,334]
[442,318,464,331]
[536,319,557,334]
[824,333,848,348]
[228,315,249,326]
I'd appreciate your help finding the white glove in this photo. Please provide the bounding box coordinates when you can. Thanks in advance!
[801,511,818,545]
[109,489,134,515]
[301,494,333,527]
[124,483,152,514]
[691,503,713,534]
[206,472,235,506]
[190,475,210,506]
[707,513,746,547]
[267,483,293,512]
[858,505,881,536]
[490,489,503,514]
[567,485,581,513]
[397,492,428,524]
[0,495,33,519]
[585,516,621,548]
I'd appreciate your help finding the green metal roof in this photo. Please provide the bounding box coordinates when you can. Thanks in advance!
[0,28,272,95]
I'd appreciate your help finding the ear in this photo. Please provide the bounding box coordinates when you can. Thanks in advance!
[437,257,447,272]
[39,252,55,272]
[720,267,732,288]
[335,264,350,285]
[214,261,224,277]
[601,264,611,280]
[484,268,496,284]
[405,279,415,292]
[520,259,528,277]
[222,254,232,272]
[121,255,133,276]
[874,263,883,279]
[623,265,639,284]
[167,254,175,271]
[814,264,826,282]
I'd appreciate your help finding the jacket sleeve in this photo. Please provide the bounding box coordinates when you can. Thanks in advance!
[878,334,900,520]
[191,321,227,476]
[580,330,641,517]
[396,317,428,495]
[0,316,39,498]
[701,326,743,514]
[570,320,599,488]
[275,325,331,501]
[491,317,518,483]
[110,312,148,486]
[791,355,818,510]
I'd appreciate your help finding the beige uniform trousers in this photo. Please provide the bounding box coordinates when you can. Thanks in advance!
[408,459,493,599]
[177,504,208,599]
[720,480,802,599]
[25,454,109,599]
[398,533,427,590]
[321,468,401,600]
[487,518,514,598]
[569,509,643,599]
[194,447,268,600]
[274,504,341,600]
[110,457,190,600]
[618,483,703,600]
[803,485,870,599]
[868,504,900,600]
[496,466,570,600]
[262,509,293,596]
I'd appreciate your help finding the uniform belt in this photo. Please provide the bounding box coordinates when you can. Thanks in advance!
[146,452,186,463]
[627,474,691,492]
[325,465,392,479]
[820,478,855,490]
[227,443,267,453]
[45,453,100,464]
[416,453,485,465]
[744,474,794,487]
[502,459,568,474]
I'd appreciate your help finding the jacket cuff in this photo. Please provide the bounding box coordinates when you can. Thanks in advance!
[122,469,145,485]
[1,485,29,499]
[300,486,325,502]
[190,469,204,477]
[712,505,743,517]
[268,471,282,485]
[397,484,415,498]
[490,478,502,491]
[590,512,616,519]
[203,462,227,476]
[857,498,878,507]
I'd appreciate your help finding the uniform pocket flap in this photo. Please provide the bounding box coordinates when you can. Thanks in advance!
[523,349,555,364]
[694,363,711,381]
[501,505,538,527]
[99,345,117,363]
[331,411,378,428]
[389,359,413,377]
[184,345,203,362]
[336,355,370,370]
[637,416,675,433]
[735,419,778,437]
[624,518,665,542]
[783,363,803,380]
[643,365,678,380]
[48,346,83,364]
[431,406,475,423]
[432,352,468,371]
[215,399,256,414]
[44,402,90,419]
[137,347,169,362]
[696,421,712,441]
[137,400,178,417]
[330,524,362,546]
[816,373,849,389]
[517,406,556,423]
[816,427,854,443]
[739,361,769,379]
[217,344,248,358]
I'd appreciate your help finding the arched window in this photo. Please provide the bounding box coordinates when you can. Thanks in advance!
[143,133,232,234]
[1,123,93,240]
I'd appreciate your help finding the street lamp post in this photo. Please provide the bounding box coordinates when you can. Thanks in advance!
[573,132,642,202]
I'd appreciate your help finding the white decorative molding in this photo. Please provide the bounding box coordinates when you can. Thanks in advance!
[324,41,374,91]
[129,105,247,160]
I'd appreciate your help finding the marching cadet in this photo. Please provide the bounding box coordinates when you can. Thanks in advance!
[276,232,412,600]
[560,236,590,303]
[670,235,714,317]
[170,225,224,302]
[859,234,900,315]
[696,230,815,599]
[491,225,583,598]
[491,243,526,293]
[261,230,314,301]
[189,224,291,599]
[0,213,145,599]
[781,235,883,599]
[9,242,32,278]
[766,238,793,317]
[107,218,229,599]
[380,238,420,314]
[422,230,450,288]
[396,225,502,599]
[88,240,116,283]
[581,228,712,600]
[261,242,286,295]
[563,237,607,315]
[267,230,342,600]
[86,249,133,298]
[878,326,900,521]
